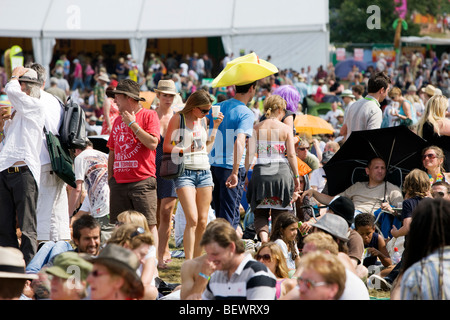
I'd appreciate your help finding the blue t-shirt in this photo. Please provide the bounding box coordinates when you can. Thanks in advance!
[206,98,254,169]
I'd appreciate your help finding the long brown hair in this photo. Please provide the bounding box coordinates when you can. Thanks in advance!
[179,89,213,115]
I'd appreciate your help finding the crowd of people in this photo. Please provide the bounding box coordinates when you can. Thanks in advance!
[1,47,450,302]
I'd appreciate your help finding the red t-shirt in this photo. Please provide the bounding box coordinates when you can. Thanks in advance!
[107,108,160,183]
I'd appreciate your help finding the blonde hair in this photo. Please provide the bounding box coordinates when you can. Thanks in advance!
[388,87,402,99]
[108,223,154,249]
[303,232,339,255]
[263,94,286,118]
[299,251,346,300]
[417,95,449,137]
[423,145,446,173]
[117,210,150,232]
[179,89,213,115]
[255,242,290,278]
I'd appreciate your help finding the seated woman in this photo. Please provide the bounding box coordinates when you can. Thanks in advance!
[245,94,300,243]
[255,242,297,299]
[421,145,450,185]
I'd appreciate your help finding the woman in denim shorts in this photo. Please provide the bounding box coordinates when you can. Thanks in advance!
[163,90,224,259]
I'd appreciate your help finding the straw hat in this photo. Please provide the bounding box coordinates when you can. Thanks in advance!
[97,73,110,83]
[212,52,278,88]
[18,69,41,85]
[154,80,179,95]
[407,84,417,92]
[0,247,38,279]
[340,89,355,99]
[421,84,436,96]
[106,79,146,101]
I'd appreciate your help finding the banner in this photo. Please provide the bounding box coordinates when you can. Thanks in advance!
[336,48,346,61]
[9,45,24,71]
[354,48,364,61]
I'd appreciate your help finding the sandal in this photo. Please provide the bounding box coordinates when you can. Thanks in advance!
[158,262,169,270]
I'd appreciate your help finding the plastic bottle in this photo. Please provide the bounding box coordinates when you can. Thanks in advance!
[392,247,401,264]
[192,121,203,150]
[268,216,272,234]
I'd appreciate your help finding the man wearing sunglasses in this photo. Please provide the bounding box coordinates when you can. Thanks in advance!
[432,181,450,200]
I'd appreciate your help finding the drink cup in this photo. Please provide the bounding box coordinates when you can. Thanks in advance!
[212,105,220,120]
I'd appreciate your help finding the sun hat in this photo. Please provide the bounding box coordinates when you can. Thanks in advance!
[97,73,110,83]
[340,89,355,99]
[312,213,349,242]
[407,84,417,92]
[154,79,179,95]
[45,252,93,281]
[19,69,41,85]
[328,196,355,227]
[89,244,143,297]
[106,79,145,101]
[421,84,436,96]
[0,247,38,279]
[212,52,278,88]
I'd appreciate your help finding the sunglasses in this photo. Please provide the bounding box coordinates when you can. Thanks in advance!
[91,270,108,278]
[432,191,446,198]
[423,154,437,160]
[197,107,211,115]
[255,254,272,262]
[131,227,145,238]
[297,147,308,151]
[297,276,328,290]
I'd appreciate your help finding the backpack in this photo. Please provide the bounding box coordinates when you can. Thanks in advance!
[58,96,87,151]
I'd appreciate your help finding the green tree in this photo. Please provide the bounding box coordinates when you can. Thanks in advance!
[330,0,420,44]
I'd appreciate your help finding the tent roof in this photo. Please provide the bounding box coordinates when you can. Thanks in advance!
[401,36,450,45]
[0,0,328,39]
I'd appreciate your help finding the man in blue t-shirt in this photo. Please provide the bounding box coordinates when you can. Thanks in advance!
[206,81,256,230]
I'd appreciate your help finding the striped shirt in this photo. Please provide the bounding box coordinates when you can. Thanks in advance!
[400,246,450,300]
[202,253,277,300]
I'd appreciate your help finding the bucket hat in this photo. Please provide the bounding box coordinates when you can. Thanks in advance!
[0,247,38,279]
[45,252,93,281]
[106,79,145,101]
[97,73,110,83]
[154,80,179,95]
[312,213,349,242]
[340,89,355,99]
[212,52,278,88]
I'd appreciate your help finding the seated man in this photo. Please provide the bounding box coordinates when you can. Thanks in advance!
[301,157,403,216]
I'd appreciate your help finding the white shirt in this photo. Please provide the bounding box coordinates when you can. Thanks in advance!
[1,80,45,183]
[40,90,63,165]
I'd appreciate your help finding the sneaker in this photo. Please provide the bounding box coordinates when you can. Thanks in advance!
[367,274,392,291]
[171,250,185,258]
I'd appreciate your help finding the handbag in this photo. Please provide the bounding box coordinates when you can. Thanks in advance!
[160,114,185,180]
[44,127,76,188]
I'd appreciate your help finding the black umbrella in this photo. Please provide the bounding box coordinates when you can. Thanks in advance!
[323,126,428,196]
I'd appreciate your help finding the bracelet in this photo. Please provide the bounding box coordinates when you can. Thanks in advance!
[294,174,300,178]
[134,126,141,135]
[198,272,210,280]
[128,120,136,127]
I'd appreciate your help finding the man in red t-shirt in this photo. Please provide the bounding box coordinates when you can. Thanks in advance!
[106,79,160,241]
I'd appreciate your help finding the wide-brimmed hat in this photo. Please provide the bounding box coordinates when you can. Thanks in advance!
[407,84,417,92]
[328,196,355,227]
[106,79,145,101]
[97,73,110,83]
[421,84,436,96]
[89,244,143,298]
[312,213,349,242]
[212,52,278,88]
[19,69,41,85]
[0,247,38,279]
[154,79,179,95]
[45,252,93,281]
[340,89,355,99]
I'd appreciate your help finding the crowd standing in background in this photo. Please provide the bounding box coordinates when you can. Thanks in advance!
[1,47,450,301]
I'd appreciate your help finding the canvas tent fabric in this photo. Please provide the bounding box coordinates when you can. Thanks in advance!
[0,0,329,78]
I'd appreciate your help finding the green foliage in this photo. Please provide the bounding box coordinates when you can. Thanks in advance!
[330,0,420,44]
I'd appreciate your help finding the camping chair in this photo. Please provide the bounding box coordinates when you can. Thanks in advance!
[351,166,403,238]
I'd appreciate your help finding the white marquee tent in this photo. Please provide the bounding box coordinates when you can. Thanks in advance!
[0,0,329,81]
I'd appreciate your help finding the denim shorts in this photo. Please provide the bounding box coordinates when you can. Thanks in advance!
[174,169,214,190]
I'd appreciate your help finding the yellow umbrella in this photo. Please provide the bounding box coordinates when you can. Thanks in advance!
[212,52,278,88]
[294,114,334,136]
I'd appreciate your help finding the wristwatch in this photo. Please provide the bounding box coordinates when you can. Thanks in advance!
[11,76,18,79]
